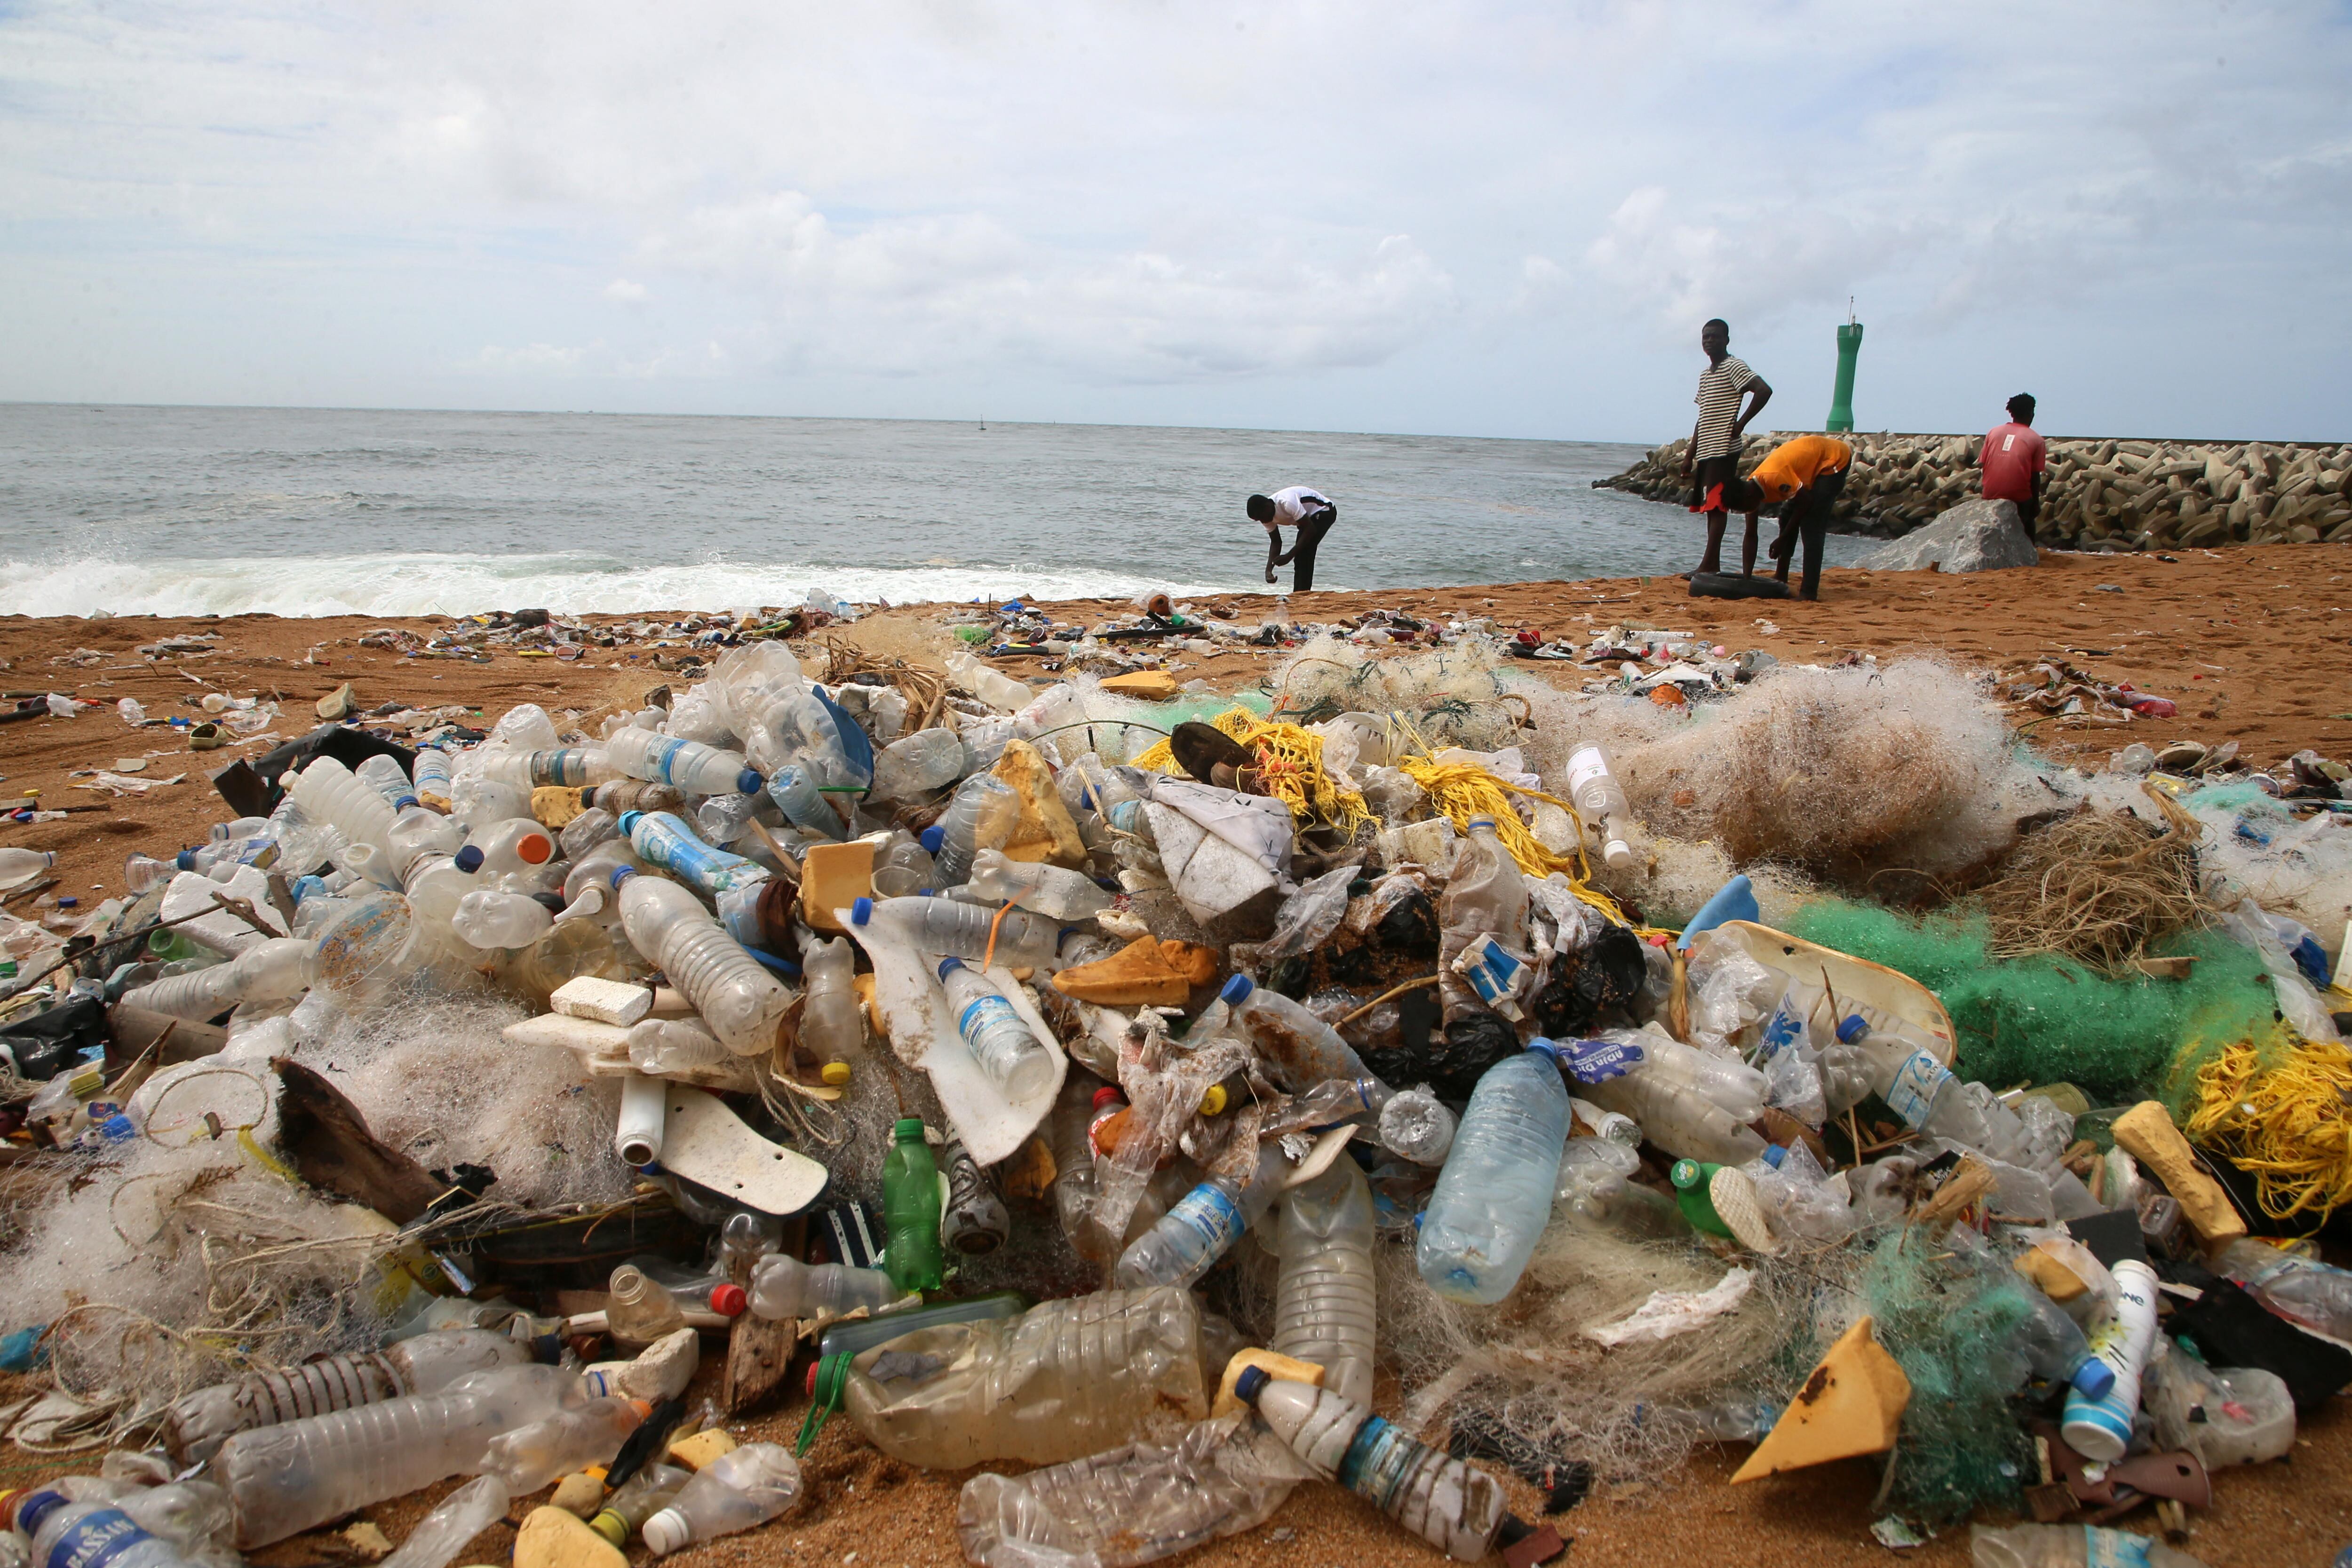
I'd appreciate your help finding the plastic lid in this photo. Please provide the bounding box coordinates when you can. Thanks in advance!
[587,1511,628,1548]
[1669,1158,1706,1191]
[175,849,198,870]
[709,1282,747,1317]
[1232,1364,1271,1405]
[97,1114,136,1143]
[640,1508,688,1558]
[1219,973,1254,1004]
[618,811,644,834]
[821,1061,853,1086]
[454,844,485,873]
[1467,815,1496,830]
[1199,1084,1229,1116]
[1835,1014,1869,1044]
[1092,1086,1124,1111]
[920,825,945,854]
[518,833,553,865]
[737,767,764,796]
[1762,1144,1787,1169]
[850,896,874,925]
[806,1361,821,1397]
[2072,1358,2117,1401]
[894,1117,926,1139]
[936,956,966,979]
[609,865,638,890]
[12,1491,66,1536]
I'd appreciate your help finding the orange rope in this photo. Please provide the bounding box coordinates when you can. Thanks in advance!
[983,899,1015,971]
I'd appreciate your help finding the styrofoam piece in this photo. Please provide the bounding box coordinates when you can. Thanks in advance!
[839,909,1065,1165]
[653,1085,827,1216]
[552,975,654,1026]
[159,867,287,957]
[501,1012,754,1091]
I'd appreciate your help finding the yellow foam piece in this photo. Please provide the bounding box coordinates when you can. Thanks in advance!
[1730,1315,1910,1483]
[512,1507,627,1568]
[991,739,1088,867]
[1099,670,1180,700]
[1210,1346,1327,1420]
[667,1428,740,1471]
[800,840,874,934]
[2113,1099,2246,1247]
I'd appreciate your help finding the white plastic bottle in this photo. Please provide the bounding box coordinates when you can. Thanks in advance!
[289,757,398,858]
[640,1442,803,1557]
[627,1018,730,1075]
[1113,1145,1284,1289]
[0,848,58,891]
[1217,974,1384,1093]
[963,848,1112,921]
[1271,1160,1377,1406]
[798,933,862,1086]
[1563,741,1637,872]
[2060,1258,2162,1462]
[763,764,843,841]
[848,895,1061,969]
[938,957,1057,1101]
[612,869,792,1056]
[453,818,557,883]
[945,652,1033,713]
[215,1364,580,1547]
[355,754,420,812]
[605,726,762,798]
[450,890,554,950]
[1417,1041,1571,1305]
[121,936,317,1021]
[1379,1087,1458,1165]
[160,1328,528,1464]
[411,748,454,810]
[925,774,1023,887]
[746,1253,901,1321]
[1234,1370,1507,1563]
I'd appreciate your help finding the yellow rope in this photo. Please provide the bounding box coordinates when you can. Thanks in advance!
[1133,707,1373,834]
[2178,1027,2352,1222]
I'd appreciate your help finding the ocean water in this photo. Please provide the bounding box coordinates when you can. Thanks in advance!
[0,404,1871,618]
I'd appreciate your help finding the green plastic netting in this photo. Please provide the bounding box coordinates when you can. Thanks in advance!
[1781,900,2280,1102]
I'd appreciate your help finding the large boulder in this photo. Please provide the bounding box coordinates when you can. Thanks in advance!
[1860,497,2039,573]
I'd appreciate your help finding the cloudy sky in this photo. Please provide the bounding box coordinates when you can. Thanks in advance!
[3,1,2347,440]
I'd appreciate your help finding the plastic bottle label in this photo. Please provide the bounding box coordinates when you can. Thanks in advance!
[1565,745,1610,796]
[1166,1181,1245,1255]
[634,816,762,892]
[1883,1050,1952,1129]
[2082,1527,2152,1568]
[1453,935,1526,1014]
[40,1510,159,1568]
[955,992,1024,1043]
[1559,1035,1643,1083]
[1759,990,1808,1059]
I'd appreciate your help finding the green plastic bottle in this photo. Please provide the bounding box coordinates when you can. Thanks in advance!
[882,1118,945,1294]
[1669,1158,1732,1238]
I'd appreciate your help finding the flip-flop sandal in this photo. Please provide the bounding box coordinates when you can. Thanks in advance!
[1170,721,1254,785]
[188,721,226,751]
[1709,1165,1780,1253]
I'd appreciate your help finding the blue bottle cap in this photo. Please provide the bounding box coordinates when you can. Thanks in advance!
[175,849,198,870]
[292,875,327,903]
[454,845,485,874]
[1763,1144,1787,1168]
[1467,815,1496,830]
[609,865,638,890]
[1219,973,1254,1004]
[97,1114,136,1143]
[737,768,764,796]
[1232,1364,1271,1404]
[2072,1358,2116,1401]
[920,825,946,854]
[850,896,874,925]
[1835,1014,1869,1044]
[936,956,965,979]
[618,811,643,834]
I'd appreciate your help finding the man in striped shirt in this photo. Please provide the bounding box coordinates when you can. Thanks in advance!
[1678,318,1772,575]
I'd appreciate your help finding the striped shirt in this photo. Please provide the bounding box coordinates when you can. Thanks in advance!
[1692,355,1758,461]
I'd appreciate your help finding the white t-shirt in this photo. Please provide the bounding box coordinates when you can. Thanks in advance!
[1266,486,1334,525]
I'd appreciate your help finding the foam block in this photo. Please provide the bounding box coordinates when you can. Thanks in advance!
[1730,1315,1910,1482]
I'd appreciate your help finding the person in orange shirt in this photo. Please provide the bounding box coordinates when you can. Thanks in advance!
[1724,434,1851,599]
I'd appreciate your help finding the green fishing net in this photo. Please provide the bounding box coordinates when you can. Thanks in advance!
[1782,900,2278,1101]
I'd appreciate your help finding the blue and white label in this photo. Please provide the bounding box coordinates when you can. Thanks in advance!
[1883,1049,1953,1129]
[1166,1182,1245,1255]
[1558,1035,1644,1083]
[2082,1526,2153,1568]
[955,992,1024,1043]
[1457,935,1526,1012]
[40,1510,159,1568]
[1759,991,1809,1059]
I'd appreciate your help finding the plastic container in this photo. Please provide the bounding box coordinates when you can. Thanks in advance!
[870,728,967,803]
[1968,1524,2209,1568]
[963,849,1112,921]
[842,1288,1205,1470]
[1563,742,1637,871]
[1234,1370,1505,1563]
[883,1118,945,1295]
[849,895,1061,969]
[605,1265,687,1343]
[938,958,1057,1102]
[160,1328,527,1464]
[0,848,58,891]
[613,869,791,1056]
[2060,1258,2161,1462]
[641,1442,802,1556]
[1378,1087,1457,1165]
[747,1252,901,1321]
[622,812,769,898]
[454,818,556,883]
[2143,1357,2294,1468]
[1417,1041,1571,1305]
[1271,1160,1377,1406]
[120,936,316,1021]
[1113,1145,1284,1290]
[1437,817,1527,1019]
[216,1364,579,1547]
[450,890,554,950]
[1218,974,1381,1093]
[604,726,761,798]
[483,1395,648,1492]
[797,933,861,1086]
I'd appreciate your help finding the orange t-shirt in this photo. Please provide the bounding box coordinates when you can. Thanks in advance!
[1749,436,1851,504]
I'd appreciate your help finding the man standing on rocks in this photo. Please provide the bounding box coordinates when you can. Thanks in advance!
[1975,393,2048,532]
[1679,318,1772,576]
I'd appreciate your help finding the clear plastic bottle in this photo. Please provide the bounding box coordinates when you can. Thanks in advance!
[1555,1136,1690,1239]
[620,811,769,898]
[587,1460,691,1548]
[14,1489,209,1568]
[385,806,465,883]
[2214,1238,2352,1340]
[1234,1370,1507,1563]
[883,1118,946,1295]
[0,848,59,891]
[937,958,1057,1102]
[1113,1145,1284,1289]
[1378,1086,1457,1165]
[797,933,861,1086]
[483,1396,648,1493]
[1436,817,1527,1020]
[940,1136,1012,1256]
[842,1288,1207,1470]
[1217,974,1383,1093]
[746,1253,900,1321]
[1271,1160,1377,1406]
[121,936,316,1021]
[593,779,687,817]
[605,1265,687,1343]
[612,869,792,1056]
[639,1442,802,1557]
[1563,742,1637,872]
[1968,1524,2209,1568]
[604,726,762,798]
[474,748,607,790]
[216,1364,579,1548]
[559,805,619,861]
[871,831,938,899]
[500,917,637,1008]
[1576,1033,1769,1168]
[849,895,1061,970]
[1416,1041,1570,1305]
[355,754,420,812]
[288,757,398,857]
[925,774,1022,887]
[627,1018,730,1074]
[122,852,175,895]
[411,747,454,810]
[963,849,1112,921]
[2010,1285,2118,1399]
[450,890,555,950]
[160,1329,527,1464]
[762,764,842,841]
[870,728,967,803]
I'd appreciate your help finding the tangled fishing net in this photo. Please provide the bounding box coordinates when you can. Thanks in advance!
[1980,798,2207,971]
[2170,1024,2352,1225]
[1266,636,1531,752]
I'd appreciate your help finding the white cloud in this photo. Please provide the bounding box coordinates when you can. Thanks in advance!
[464,342,597,374]
[602,279,648,304]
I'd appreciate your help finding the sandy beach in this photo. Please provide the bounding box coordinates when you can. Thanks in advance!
[2,546,2349,1567]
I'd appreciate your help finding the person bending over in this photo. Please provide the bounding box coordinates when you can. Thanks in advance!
[1680,318,1772,576]
[1247,486,1338,591]
[1725,433,1851,600]
[1974,393,2047,532]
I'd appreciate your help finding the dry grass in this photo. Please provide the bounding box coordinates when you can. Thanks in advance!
[1980,804,2206,970]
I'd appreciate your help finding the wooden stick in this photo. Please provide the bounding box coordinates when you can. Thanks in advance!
[1334,973,1440,1029]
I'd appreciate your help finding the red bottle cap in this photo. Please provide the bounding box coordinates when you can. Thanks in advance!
[709,1282,747,1317]
[805,1360,820,1397]
[1091,1086,1124,1111]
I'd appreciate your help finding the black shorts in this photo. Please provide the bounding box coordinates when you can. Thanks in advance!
[2014,493,2041,531]
[1689,450,1741,511]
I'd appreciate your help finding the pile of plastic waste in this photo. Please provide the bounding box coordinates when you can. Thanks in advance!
[0,623,2347,1568]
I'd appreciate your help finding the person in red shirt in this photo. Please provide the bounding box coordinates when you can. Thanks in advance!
[1975,394,2048,530]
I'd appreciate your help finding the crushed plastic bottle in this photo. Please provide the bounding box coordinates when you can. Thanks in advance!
[612,868,791,1055]
[1114,1144,1284,1289]
[1271,1159,1377,1405]
[1217,974,1384,1094]
[1436,816,1527,1021]
[747,1252,901,1321]
[1417,1040,1570,1304]
[963,848,1113,921]
[925,773,1024,887]
[160,1329,528,1464]
[1968,1523,2209,1568]
[640,1442,803,1556]
[849,894,1061,969]
[621,811,769,897]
